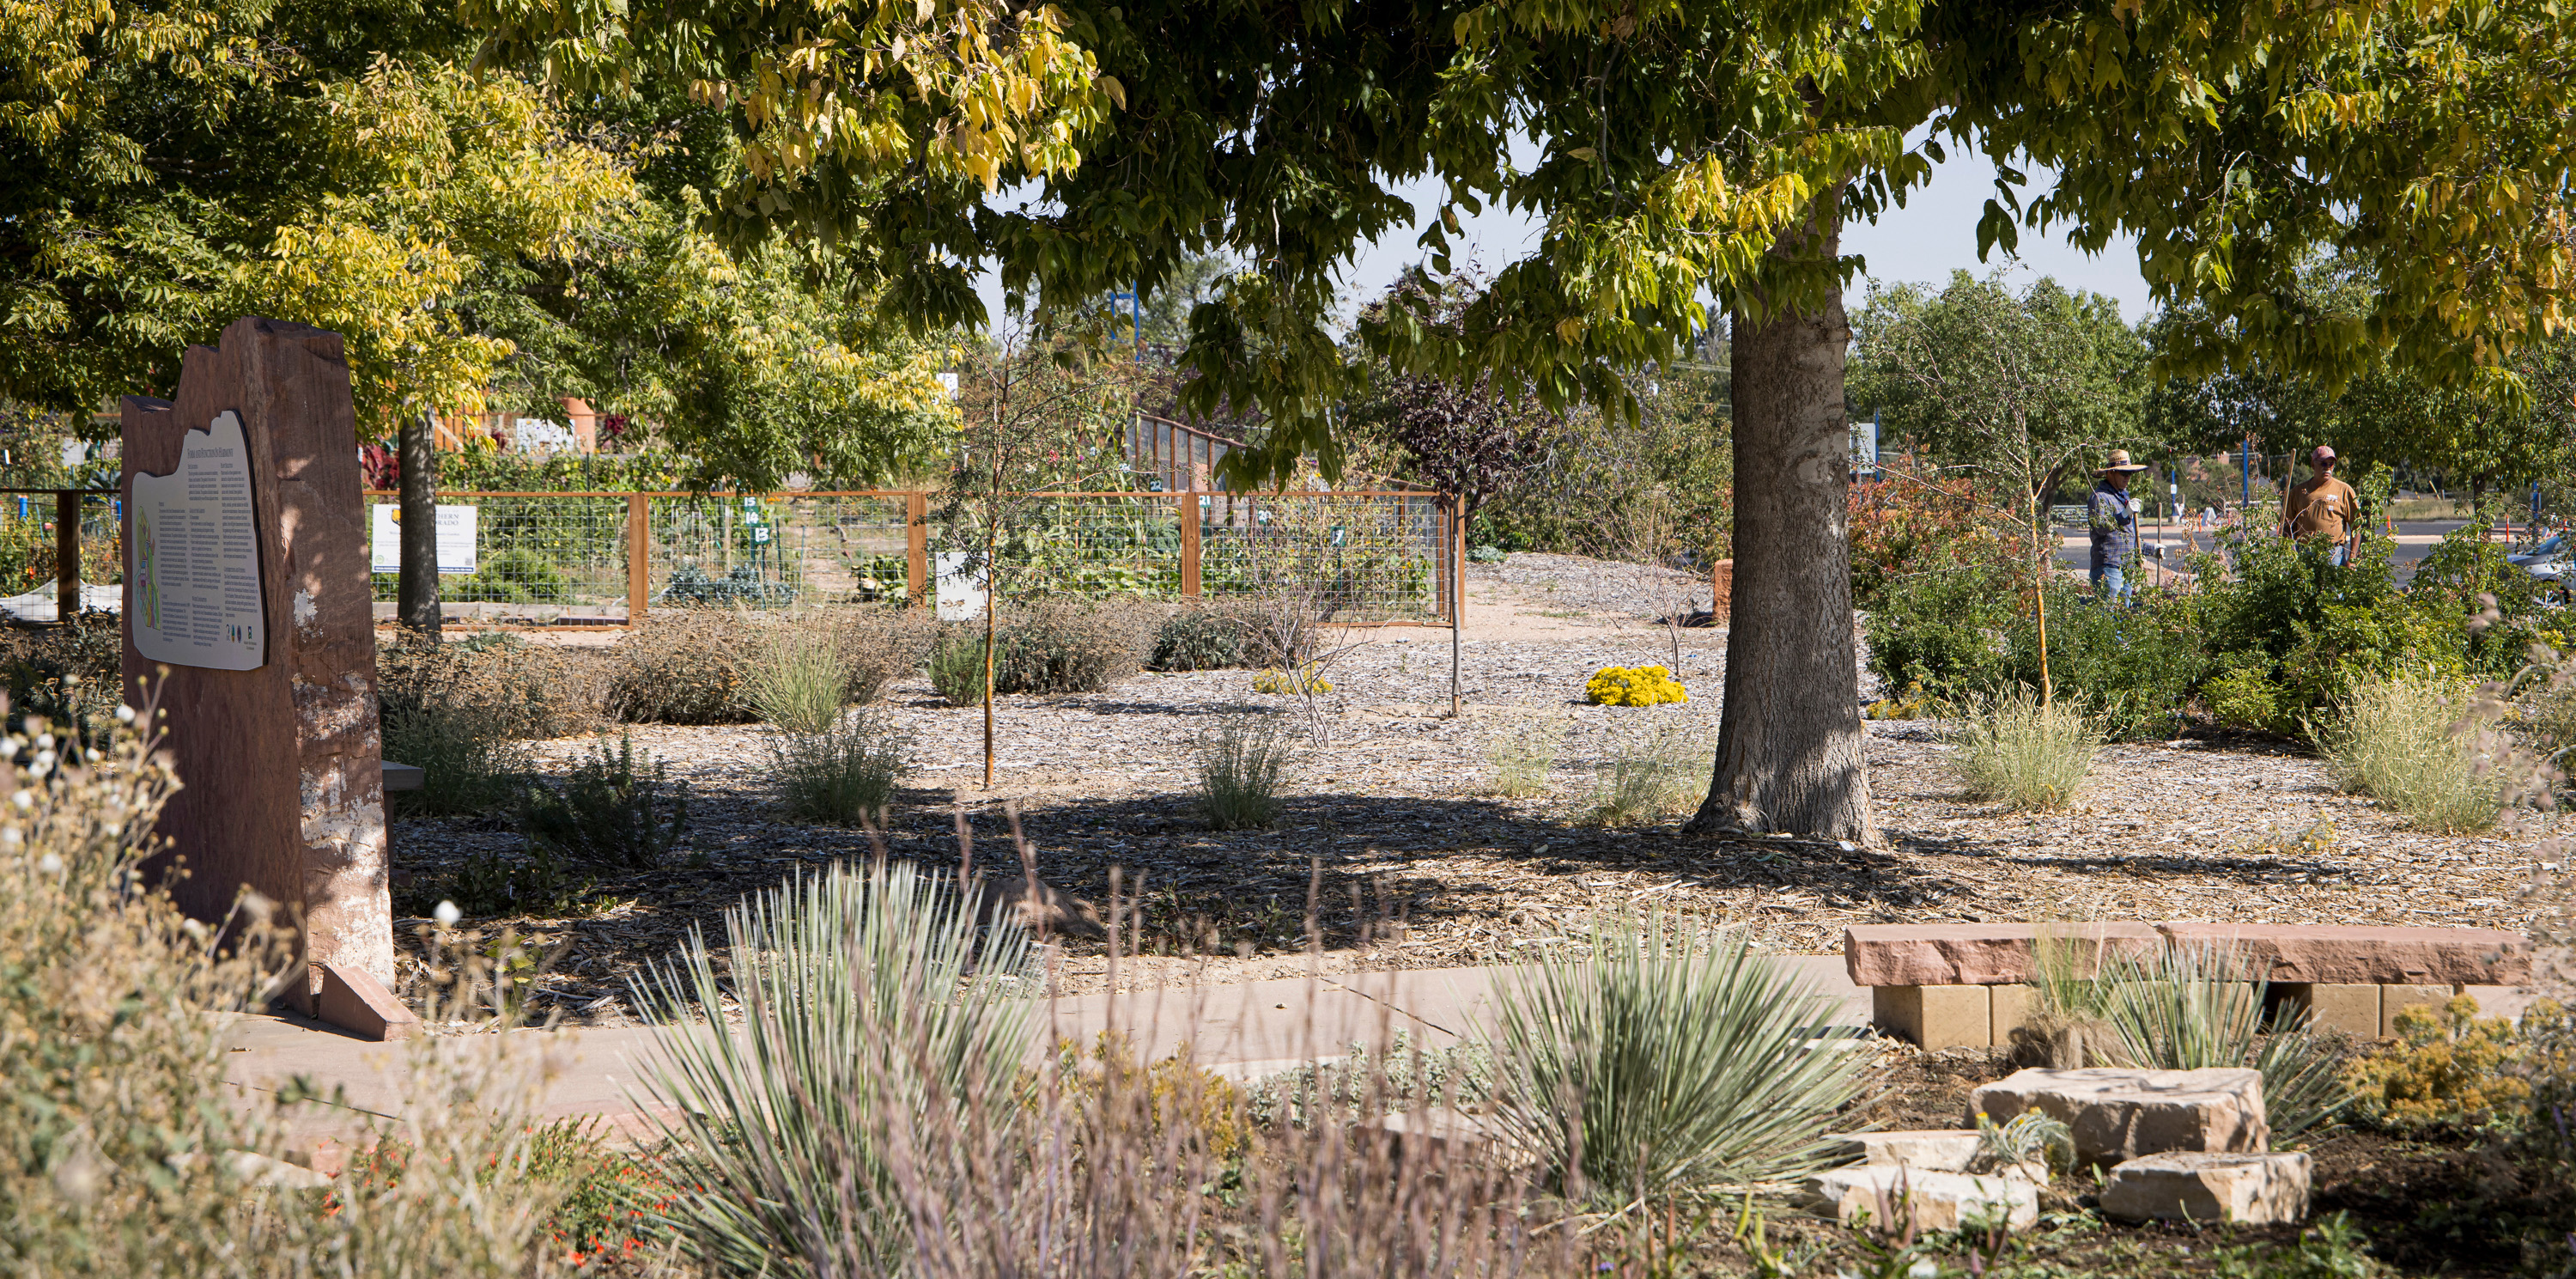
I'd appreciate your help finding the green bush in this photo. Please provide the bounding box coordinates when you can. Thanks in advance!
[518,731,690,868]
[384,700,529,817]
[773,712,908,825]
[924,603,1143,703]
[1490,911,1873,1202]
[607,611,756,723]
[1149,606,1251,671]
[408,843,591,919]
[1193,714,1294,830]
[443,547,571,605]
[925,631,988,705]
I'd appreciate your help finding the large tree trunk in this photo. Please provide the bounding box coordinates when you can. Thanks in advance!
[1686,192,1878,843]
[398,409,440,642]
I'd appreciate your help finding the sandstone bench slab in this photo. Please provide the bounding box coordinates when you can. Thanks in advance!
[1967,1068,2268,1167]
[2154,923,2528,986]
[2099,1152,2312,1224]
[1844,923,2164,987]
[1807,1165,2038,1233]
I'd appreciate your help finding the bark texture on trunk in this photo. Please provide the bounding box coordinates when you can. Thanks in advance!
[1686,192,1879,843]
[397,410,440,641]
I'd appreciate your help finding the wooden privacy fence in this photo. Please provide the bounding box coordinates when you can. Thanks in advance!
[355,489,1463,629]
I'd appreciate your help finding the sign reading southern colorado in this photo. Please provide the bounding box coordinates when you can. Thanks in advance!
[368,503,479,575]
[130,410,265,670]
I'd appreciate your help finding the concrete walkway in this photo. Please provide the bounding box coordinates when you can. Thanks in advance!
[221,956,1868,1170]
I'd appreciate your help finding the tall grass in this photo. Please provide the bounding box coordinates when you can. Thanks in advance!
[744,621,848,734]
[773,710,909,824]
[2319,673,2500,831]
[2096,942,2352,1144]
[631,860,1039,1276]
[1194,713,1295,830]
[1487,719,1563,798]
[1581,723,1700,826]
[1949,691,2097,811]
[1489,911,1874,1203]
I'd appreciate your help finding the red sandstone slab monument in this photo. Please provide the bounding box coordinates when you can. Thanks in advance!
[121,318,397,1032]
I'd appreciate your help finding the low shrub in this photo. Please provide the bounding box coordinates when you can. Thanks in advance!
[1949,691,2097,812]
[835,607,935,703]
[407,842,592,919]
[1585,664,1688,706]
[382,699,529,817]
[773,711,908,825]
[518,731,690,868]
[1149,606,1253,671]
[1251,662,1334,695]
[377,632,611,740]
[746,621,848,734]
[0,608,120,743]
[2342,994,2542,1132]
[1490,911,1873,1202]
[1194,714,1294,830]
[607,611,757,723]
[2319,674,2501,832]
[1582,724,1702,826]
[925,603,1145,703]
[926,632,988,705]
[443,546,571,604]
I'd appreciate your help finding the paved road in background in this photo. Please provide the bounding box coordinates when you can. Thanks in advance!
[2052,520,2511,582]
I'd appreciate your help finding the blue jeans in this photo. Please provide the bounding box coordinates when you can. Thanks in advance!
[2091,563,2130,606]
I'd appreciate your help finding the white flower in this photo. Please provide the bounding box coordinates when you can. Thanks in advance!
[10,791,31,810]
[36,853,61,875]
[100,822,118,838]
[0,738,19,760]
[433,900,462,927]
[35,734,54,751]
[114,705,136,724]
[1,828,19,845]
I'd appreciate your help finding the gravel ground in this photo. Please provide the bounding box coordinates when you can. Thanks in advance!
[387,551,2562,1024]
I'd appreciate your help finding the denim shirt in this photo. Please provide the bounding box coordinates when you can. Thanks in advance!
[2088,483,2136,569]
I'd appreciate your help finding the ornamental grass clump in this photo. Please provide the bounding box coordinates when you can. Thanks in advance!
[1585,665,1687,706]
[1949,691,2097,812]
[1194,713,1295,830]
[1486,718,1564,798]
[2319,673,2502,832]
[1581,723,1700,826]
[772,710,908,825]
[1488,911,1873,1203]
[744,620,848,734]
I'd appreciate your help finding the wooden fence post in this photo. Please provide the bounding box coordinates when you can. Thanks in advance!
[626,493,649,624]
[57,490,80,623]
[907,490,929,603]
[1178,490,1201,597]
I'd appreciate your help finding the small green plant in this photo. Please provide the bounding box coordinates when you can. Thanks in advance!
[414,843,591,919]
[746,623,848,734]
[2342,994,2544,1131]
[2098,942,2352,1144]
[1582,724,1700,826]
[926,631,987,705]
[773,711,908,825]
[1194,713,1294,830]
[2318,673,2501,832]
[1949,691,2097,812]
[518,731,690,868]
[383,699,529,816]
[1488,911,1873,1203]
[2210,1212,2391,1279]
[1971,1107,2073,1179]
[1486,718,1563,797]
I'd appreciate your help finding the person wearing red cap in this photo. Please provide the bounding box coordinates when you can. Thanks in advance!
[2280,445,2360,566]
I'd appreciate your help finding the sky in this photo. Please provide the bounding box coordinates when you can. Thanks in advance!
[974,143,2161,331]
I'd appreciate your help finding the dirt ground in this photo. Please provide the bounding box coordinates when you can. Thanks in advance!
[387,551,2559,1023]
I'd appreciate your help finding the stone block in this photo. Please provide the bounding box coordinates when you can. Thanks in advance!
[1829,1130,1984,1172]
[1844,923,2164,987]
[2381,984,2454,1038]
[2154,923,2529,987]
[1874,984,1990,1049]
[1990,984,2036,1041]
[2099,1152,2312,1224]
[316,961,419,1041]
[1966,1068,2269,1166]
[1807,1165,2039,1233]
[2270,984,2379,1038]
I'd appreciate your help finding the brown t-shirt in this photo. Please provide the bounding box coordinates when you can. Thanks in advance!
[2284,474,2359,542]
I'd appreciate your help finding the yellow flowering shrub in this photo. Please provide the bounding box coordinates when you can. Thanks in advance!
[1254,664,1334,695]
[2342,995,2544,1130]
[1586,665,1688,706]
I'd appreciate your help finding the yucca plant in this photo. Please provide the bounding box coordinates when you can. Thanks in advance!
[1489,911,1874,1204]
[1949,691,2097,811]
[2096,942,2352,1144]
[631,860,1040,1276]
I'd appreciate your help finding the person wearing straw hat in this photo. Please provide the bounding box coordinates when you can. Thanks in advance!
[2279,445,2360,566]
[2089,449,2151,604]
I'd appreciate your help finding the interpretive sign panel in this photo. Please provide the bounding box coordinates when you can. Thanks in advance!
[130,410,264,670]
[368,503,478,575]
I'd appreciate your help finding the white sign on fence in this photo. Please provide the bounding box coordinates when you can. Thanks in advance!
[933,551,987,621]
[129,410,265,670]
[369,503,479,575]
